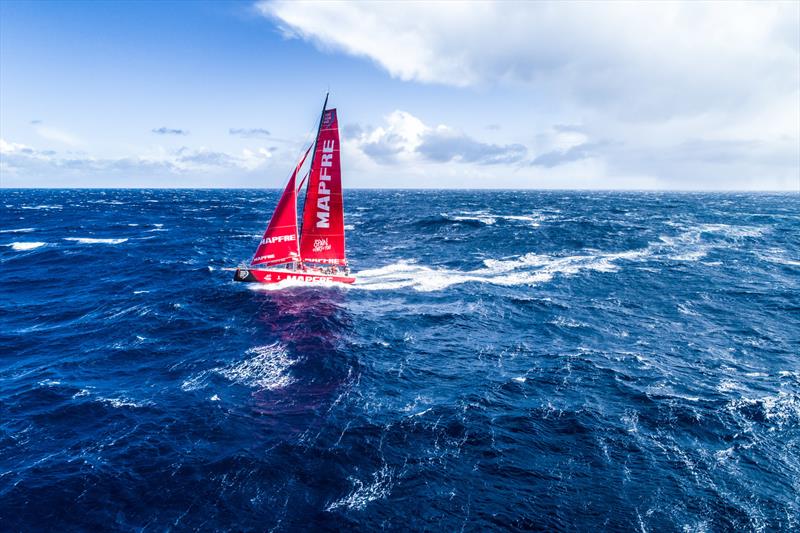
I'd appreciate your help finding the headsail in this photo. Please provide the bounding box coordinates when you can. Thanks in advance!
[251,146,311,265]
[299,107,347,265]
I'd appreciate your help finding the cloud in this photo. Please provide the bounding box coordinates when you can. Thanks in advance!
[152,127,189,136]
[33,125,83,146]
[349,110,528,166]
[532,142,608,168]
[229,128,271,138]
[260,1,798,119]
[1,138,273,179]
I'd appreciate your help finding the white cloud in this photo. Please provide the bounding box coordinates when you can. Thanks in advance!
[0,138,276,185]
[262,1,799,190]
[349,110,527,166]
[261,1,798,115]
[33,125,84,147]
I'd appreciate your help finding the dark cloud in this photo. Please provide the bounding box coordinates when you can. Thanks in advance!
[361,133,406,164]
[532,142,607,167]
[152,127,189,136]
[229,128,271,138]
[416,131,527,165]
[177,149,236,167]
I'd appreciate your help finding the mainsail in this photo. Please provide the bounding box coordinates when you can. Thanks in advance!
[299,107,347,265]
[251,146,311,265]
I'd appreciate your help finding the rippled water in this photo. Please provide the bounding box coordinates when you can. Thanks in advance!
[1,189,798,531]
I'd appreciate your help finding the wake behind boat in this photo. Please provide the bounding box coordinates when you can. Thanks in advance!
[233,94,354,285]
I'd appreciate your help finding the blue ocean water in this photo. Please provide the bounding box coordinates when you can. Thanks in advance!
[1,189,798,531]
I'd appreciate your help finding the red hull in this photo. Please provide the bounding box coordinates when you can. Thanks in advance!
[234,267,355,285]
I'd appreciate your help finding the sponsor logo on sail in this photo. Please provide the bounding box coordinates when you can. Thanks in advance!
[260,234,295,245]
[313,238,331,253]
[316,138,335,228]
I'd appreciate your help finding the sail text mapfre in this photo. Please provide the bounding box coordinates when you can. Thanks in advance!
[300,108,347,265]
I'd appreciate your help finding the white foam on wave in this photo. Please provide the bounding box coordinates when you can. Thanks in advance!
[727,391,800,429]
[445,210,547,227]
[0,228,34,233]
[99,396,147,408]
[325,465,394,511]
[6,241,46,251]
[215,343,296,390]
[20,204,61,210]
[64,237,128,244]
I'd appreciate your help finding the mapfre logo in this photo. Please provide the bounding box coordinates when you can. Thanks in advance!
[261,234,295,245]
[313,238,331,253]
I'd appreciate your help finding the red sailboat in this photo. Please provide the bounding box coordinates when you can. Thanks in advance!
[233,95,354,285]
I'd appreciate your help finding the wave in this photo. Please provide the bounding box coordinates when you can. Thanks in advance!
[20,204,61,210]
[421,211,548,228]
[0,228,35,234]
[63,237,128,244]
[6,242,47,251]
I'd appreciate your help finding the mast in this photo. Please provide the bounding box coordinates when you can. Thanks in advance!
[299,101,346,266]
[299,92,329,241]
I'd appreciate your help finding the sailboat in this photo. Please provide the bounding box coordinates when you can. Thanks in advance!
[233,94,355,285]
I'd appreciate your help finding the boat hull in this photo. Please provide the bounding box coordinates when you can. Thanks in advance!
[233,267,355,285]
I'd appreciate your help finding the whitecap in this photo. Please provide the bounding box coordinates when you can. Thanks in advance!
[64,237,128,244]
[325,465,394,511]
[99,397,145,408]
[0,228,34,233]
[214,343,296,390]
[6,242,46,251]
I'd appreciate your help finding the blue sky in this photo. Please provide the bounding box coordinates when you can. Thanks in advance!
[1,0,798,189]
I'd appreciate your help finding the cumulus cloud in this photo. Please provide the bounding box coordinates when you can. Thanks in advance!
[152,127,189,135]
[229,128,271,138]
[350,110,528,166]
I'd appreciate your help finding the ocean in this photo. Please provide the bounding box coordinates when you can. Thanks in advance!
[1,189,798,531]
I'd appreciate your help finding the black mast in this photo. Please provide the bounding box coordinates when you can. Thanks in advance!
[298,93,329,262]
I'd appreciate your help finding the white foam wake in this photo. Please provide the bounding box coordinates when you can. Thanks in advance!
[352,223,766,292]
[353,250,643,292]
[63,237,128,244]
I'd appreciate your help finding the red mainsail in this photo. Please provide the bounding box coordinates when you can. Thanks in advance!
[251,146,311,265]
[299,108,347,265]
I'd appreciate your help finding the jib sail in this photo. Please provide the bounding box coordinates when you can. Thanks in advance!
[251,146,311,265]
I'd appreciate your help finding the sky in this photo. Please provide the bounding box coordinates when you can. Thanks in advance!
[0,0,798,190]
